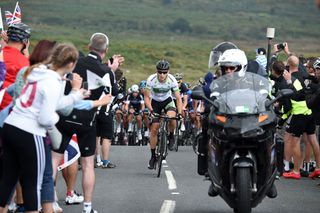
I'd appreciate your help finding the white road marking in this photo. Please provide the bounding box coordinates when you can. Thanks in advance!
[160,200,176,213]
[163,165,169,168]
[171,192,180,195]
[165,170,177,190]
[163,160,167,164]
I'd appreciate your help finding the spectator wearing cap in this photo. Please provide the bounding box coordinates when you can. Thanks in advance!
[0,23,31,110]
[255,47,267,71]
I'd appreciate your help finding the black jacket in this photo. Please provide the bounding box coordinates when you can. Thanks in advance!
[61,51,118,127]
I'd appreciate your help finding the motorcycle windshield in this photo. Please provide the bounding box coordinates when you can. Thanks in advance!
[209,72,270,114]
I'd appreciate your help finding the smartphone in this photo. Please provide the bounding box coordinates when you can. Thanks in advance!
[83,81,88,90]
[109,57,114,64]
[285,65,290,71]
[0,44,2,52]
[66,73,73,81]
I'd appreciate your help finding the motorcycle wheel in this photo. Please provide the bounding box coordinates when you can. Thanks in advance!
[235,167,252,213]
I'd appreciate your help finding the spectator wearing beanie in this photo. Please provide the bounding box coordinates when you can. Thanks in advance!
[255,47,267,71]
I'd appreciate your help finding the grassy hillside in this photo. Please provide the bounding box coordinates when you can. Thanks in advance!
[1,0,320,85]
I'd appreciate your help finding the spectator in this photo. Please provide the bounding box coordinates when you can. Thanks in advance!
[52,32,118,213]
[0,43,80,212]
[115,68,127,95]
[282,56,320,179]
[0,23,31,109]
[255,47,267,70]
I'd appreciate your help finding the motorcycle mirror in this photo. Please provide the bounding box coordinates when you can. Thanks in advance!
[191,85,216,105]
[265,89,294,108]
[191,85,205,100]
[278,89,294,97]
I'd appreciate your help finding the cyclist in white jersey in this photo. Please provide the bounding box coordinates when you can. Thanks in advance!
[144,60,182,169]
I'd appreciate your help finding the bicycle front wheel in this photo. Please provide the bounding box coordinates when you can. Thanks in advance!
[157,131,167,177]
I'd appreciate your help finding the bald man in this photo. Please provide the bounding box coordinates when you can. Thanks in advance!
[282,55,320,179]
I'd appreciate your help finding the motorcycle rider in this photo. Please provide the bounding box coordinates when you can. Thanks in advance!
[201,47,277,198]
[198,42,238,179]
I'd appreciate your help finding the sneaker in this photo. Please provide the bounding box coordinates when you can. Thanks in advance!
[300,169,309,177]
[8,202,17,212]
[116,124,121,133]
[138,131,142,140]
[95,161,103,168]
[53,201,63,213]
[309,169,320,179]
[180,123,186,132]
[128,124,133,132]
[15,205,25,213]
[102,162,116,168]
[148,156,157,170]
[65,191,84,205]
[282,171,301,179]
[83,209,98,213]
[144,130,149,137]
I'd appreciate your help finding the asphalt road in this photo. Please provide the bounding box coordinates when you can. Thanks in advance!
[56,146,320,213]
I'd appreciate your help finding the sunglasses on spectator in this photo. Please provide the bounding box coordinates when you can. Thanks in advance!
[157,71,168,75]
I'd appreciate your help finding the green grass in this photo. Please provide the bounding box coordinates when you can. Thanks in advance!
[1,0,319,85]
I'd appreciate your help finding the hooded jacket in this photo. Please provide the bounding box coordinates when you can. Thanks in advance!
[5,65,63,136]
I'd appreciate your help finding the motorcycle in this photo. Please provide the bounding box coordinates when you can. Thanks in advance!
[191,72,292,213]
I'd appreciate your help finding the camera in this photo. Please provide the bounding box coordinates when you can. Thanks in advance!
[277,43,286,51]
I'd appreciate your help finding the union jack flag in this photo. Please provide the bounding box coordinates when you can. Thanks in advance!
[5,2,22,26]
[5,11,13,25]
[57,134,81,171]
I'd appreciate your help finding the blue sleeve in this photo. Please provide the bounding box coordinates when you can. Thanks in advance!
[73,100,94,110]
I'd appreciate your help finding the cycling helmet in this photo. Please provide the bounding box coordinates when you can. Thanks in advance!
[117,93,124,100]
[156,60,170,71]
[174,73,183,80]
[313,58,320,70]
[7,22,31,43]
[139,80,147,89]
[218,49,248,77]
[131,84,139,93]
[208,42,238,69]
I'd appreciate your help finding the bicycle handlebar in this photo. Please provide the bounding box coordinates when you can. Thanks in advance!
[151,113,180,120]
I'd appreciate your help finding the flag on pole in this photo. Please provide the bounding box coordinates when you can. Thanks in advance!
[4,11,13,25]
[0,8,4,31]
[6,2,21,26]
[57,134,81,171]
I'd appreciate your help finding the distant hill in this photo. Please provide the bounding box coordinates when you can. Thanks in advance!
[1,0,320,84]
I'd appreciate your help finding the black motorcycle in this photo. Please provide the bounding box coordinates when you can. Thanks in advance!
[192,72,292,213]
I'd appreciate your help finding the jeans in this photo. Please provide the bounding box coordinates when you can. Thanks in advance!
[41,137,54,203]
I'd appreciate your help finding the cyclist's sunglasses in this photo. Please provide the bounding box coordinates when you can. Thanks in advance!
[157,71,168,75]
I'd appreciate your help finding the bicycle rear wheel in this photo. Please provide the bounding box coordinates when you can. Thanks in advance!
[157,131,167,177]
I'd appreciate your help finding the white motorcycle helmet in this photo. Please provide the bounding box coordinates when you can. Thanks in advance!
[218,49,248,77]
[208,42,239,69]
[131,84,139,93]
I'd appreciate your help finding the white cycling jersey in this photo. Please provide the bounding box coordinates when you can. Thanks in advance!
[146,73,179,102]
